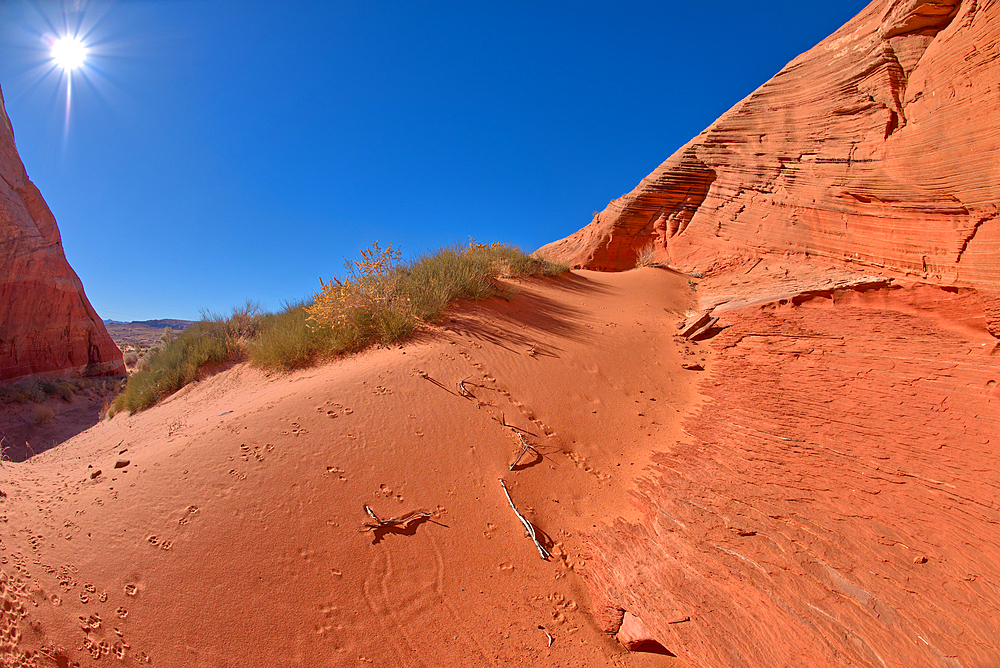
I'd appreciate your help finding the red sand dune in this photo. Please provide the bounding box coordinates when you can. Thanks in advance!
[4,0,1000,665]
[1,269,701,667]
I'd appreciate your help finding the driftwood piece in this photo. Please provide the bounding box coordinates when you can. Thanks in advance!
[498,478,551,560]
[360,505,432,533]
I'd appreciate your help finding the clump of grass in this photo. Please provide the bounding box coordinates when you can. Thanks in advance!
[635,239,662,268]
[34,405,56,424]
[245,302,343,371]
[1,378,80,405]
[109,304,259,416]
[305,241,564,346]
[111,241,566,415]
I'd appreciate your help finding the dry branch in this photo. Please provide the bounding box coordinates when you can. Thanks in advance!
[509,432,538,470]
[498,478,551,560]
[360,505,432,533]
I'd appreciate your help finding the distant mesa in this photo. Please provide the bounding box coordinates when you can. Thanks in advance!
[104,319,196,350]
[104,318,196,329]
[0,84,125,381]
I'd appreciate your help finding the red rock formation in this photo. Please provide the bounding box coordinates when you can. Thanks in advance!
[537,0,1000,326]
[538,1,1000,666]
[0,85,124,381]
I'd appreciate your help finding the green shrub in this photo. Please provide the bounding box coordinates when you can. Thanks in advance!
[247,302,340,371]
[111,241,566,415]
[110,318,243,415]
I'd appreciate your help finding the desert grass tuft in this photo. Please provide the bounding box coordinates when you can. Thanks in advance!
[0,377,86,405]
[634,240,661,268]
[34,405,56,425]
[109,317,244,416]
[111,242,566,415]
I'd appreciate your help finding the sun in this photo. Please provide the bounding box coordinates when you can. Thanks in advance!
[51,36,88,71]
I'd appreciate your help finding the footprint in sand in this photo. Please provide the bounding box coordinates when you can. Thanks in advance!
[326,466,347,481]
[319,401,355,418]
[124,584,137,596]
[78,612,101,629]
[116,606,128,619]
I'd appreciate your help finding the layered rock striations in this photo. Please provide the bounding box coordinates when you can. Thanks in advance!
[539,1,1000,667]
[538,0,1000,320]
[0,85,124,381]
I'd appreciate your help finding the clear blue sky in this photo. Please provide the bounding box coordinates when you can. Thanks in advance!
[0,1,868,322]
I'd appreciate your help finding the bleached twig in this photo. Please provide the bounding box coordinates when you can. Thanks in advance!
[543,629,553,647]
[360,505,432,533]
[498,478,551,560]
[509,432,538,470]
[458,377,474,398]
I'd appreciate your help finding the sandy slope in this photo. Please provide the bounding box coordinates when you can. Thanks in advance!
[1,268,699,668]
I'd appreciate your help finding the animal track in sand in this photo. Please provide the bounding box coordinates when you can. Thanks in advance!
[239,442,266,463]
[566,451,611,482]
[124,584,137,596]
[374,484,403,502]
[280,420,308,436]
[79,612,101,629]
[326,466,348,481]
[318,400,354,418]
[116,606,128,618]
[315,602,345,635]
[372,385,393,396]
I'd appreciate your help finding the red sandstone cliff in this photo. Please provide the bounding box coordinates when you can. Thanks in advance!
[538,0,1000,322]
[539,1,1000,667]
[0,85,124,381]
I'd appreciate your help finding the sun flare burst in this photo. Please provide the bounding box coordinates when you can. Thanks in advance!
[51,35,88,71]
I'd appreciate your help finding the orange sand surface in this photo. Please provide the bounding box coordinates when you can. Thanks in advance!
[1,268,699,667]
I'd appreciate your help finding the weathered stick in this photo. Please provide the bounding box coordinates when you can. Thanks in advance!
[509,432,538,470]
[498,478,551,560]
[458,377,474,399]
[360,505,432,533]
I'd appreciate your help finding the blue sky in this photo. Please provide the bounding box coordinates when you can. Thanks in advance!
[0,1,867,322]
